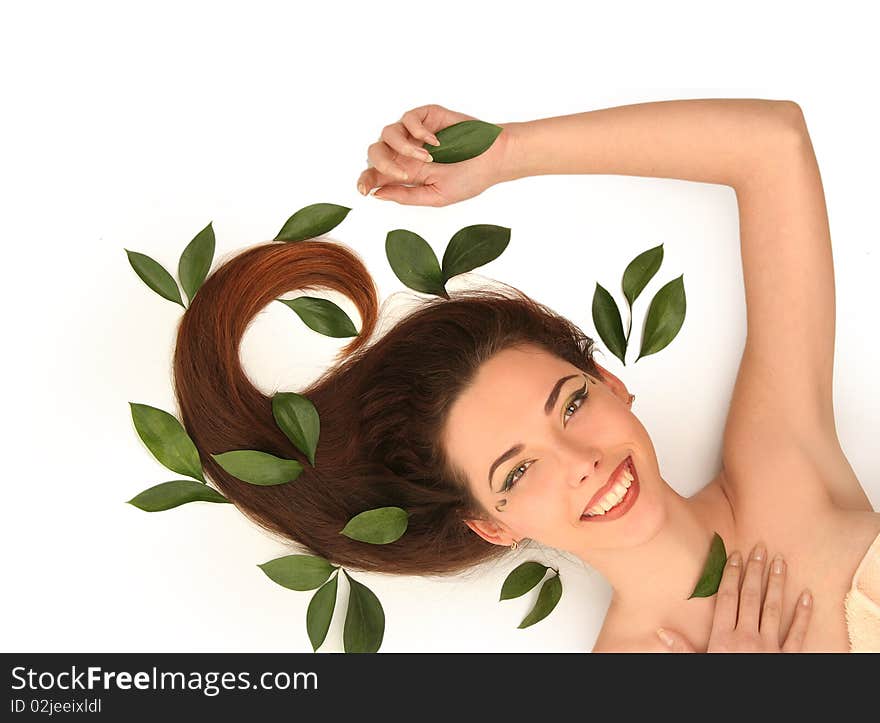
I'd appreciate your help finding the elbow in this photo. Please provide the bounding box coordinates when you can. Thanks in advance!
[774,100,809,141]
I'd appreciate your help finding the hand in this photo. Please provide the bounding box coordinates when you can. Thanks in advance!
[356,103,515,207]
[657,543,813,652]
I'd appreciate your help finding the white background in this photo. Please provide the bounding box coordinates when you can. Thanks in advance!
[1,1,877,653]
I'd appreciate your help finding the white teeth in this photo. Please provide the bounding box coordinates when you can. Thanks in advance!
[583,460,637,518]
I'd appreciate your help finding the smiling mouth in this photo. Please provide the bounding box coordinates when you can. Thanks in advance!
[580,456,640,522]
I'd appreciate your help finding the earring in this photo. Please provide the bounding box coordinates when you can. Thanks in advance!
[629,394,636,405]
[510,539,519,551]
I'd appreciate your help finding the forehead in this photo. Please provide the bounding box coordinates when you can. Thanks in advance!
[443,345,577,460]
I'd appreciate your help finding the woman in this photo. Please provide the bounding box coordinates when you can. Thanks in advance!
[174,99,879,652]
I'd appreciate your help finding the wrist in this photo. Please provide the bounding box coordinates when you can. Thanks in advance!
[494,121,531,184]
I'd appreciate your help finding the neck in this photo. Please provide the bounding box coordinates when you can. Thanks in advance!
[579,481,737,613]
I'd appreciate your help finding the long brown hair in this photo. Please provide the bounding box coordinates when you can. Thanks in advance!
[173,239,601,576]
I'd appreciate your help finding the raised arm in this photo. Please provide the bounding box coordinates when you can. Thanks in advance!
[497,98,800,187]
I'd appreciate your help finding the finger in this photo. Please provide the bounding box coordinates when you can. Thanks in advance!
[735,542,767,632]
[400,107,442,147]
[759,554,786,647]
[366,139,414,183]
[656,628,696,653]
[357,167,402,196]
[781,590,813,652]
[371,183,445,207]
[380,122,434,163]
[710,550,742,636]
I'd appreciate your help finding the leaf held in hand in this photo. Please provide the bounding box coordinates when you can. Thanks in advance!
[129,403,205,482]
[499,561,548,601]
[688,532,728,599]
[178,221,216,305]
[517,573,563,629]
[211,450,302,486]
[275,203,351,242]
[272,392,320,466]
[622,243,664,308]
[342,570,385,653]
[258,554,335,591]
[125,249,185,307]
[385,229,448,298]
[307,572,339,651]
[636,275,686,361]
[422,120,504,164]
[276,296,359,338]
[441,224,511,283]
[127,480,228,511]
[592,283,628,366]
[339,507,409,545]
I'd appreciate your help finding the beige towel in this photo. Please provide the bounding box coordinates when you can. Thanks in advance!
[844,530,880,652]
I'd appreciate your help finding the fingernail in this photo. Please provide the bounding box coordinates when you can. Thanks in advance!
[656,628,674,648]
[801,590,812,607]
[357,183,366,196]
[414,148,433,162]
[772,555,784,574]
[427,134,441,146]
[729,551,742,567]
[752,543,765,562]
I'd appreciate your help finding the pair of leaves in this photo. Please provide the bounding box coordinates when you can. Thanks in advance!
[386,224,511,299]
[127,403,229,511]
[210,390,321,484]
[419,119,504,164]
[688,532,728,599]
[499,561,563,629]
[592,243,687,366]
[258,554,384,652]
[126,222,216,308]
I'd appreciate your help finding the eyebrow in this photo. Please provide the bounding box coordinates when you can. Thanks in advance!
[487,374,581,491]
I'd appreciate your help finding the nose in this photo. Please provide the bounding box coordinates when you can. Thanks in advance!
[563,448,602,489]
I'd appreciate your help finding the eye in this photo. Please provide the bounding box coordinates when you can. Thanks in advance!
[563,388,588,422]
[501,385,589,492]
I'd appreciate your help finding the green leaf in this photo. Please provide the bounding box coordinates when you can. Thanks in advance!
[178,221,216,305]
[129,403,205,482]
[385,229,448,298]
[342,570,385,653]
[211,450,302,486]
[592,283,628,366]
[272,392,320,466]
[125,249,185,307]
[307,572,339,652]
[499,561,548,601]
[258,554,335,591]
[276,296,359,339]
[636,275,686,361]
[275,203,351,242]
[126,480,228,512]
[688,532,728,599]
[339,507,408,545]
[622,243,664,308]
[440,224,511,283]
[517,573,563,629]
[421,120,504,164]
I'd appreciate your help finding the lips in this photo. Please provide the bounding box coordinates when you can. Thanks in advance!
[580,455,640,522]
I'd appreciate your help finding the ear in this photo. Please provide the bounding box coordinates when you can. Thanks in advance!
[592,361,631,404]
[464,517,514,547]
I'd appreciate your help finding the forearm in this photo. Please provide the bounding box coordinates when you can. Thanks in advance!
[497,99,802,189]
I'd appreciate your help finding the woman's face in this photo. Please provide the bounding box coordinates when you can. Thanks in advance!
[442,343,667,557]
